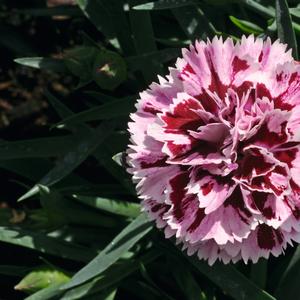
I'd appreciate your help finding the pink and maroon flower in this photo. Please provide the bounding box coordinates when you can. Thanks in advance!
[127,35,300,264]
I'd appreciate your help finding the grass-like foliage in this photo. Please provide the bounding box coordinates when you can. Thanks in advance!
[0,0,300,299]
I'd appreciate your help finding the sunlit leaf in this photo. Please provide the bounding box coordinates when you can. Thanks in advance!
[60,249,160,299]
[14,57,67,72]
[73,195,140,218]
[61,213,153,290]
[15,266,70,294]
[229,16,264,34]
[0,226,96,262]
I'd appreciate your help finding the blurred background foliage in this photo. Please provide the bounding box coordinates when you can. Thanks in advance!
[0,0,300,299]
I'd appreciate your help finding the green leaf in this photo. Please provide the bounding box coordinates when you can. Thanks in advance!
[139,264,176,300]
[14,57,67,73]
[45,90,93,139]
[75,0,115,40]
[171,260,206,300]
[39,186,117,228]
[15,266,70,294]
[19,122,114,201]
[76,0,134,54]
[61,213,153,290]
[229,16,264,34]
[133,0,197,10]
[24,283,64,300]
[55,96,135,128]
[126,48,180,72]
[185,254,275,300]
[103,289,117,300]
[172,5,217,40]
[276,0,298,59]
[83,91,117,103]
[60,249,160,300]
[240,0,300,35]
[93,49,127,90]
[240,0,275,18]
[129,1,161,82]
[0,226,96,262]
[64,46,98,85]
[0,136,78,160]
[73,195,140,218]
[275,245,300,300]
[45,90,73,119]
[290,7,300,18]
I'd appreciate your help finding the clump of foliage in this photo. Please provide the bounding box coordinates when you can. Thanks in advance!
[0,0,300,299]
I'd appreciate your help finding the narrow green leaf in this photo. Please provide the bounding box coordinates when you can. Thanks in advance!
[240,0,300,35]
[185,254,275,300]
[61,213,153,290]
[60,249,160,300]
[19,122,114,201]
[275,245,300,300]
[55,97,134,127]
[229,16,264,34]
[75,0,116,41]
[76,0,134,54]
[73,195,140,218]
[139,264,176,300]
[240,0,275,18]
[290,7,300,18]
[129,1,161,82]
[45,90,73,119]
[159,238,275,300]
[83,91,117,103]
[63,46,97,86]
[171,260,205,300]
[24,283,64,300]
[46,90,93,138]
[276,0,298,59]
[172,5,217,40]
[126,48,180,72]
[0,226,96,262]
[0,136,78,160]
[133,0,197,10]
[103,289,117,300]
[14,57,67,73]
[15,266,70,294]
[40,187,117,228]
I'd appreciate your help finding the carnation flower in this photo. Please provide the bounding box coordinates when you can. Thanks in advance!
[127,35,300,265]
